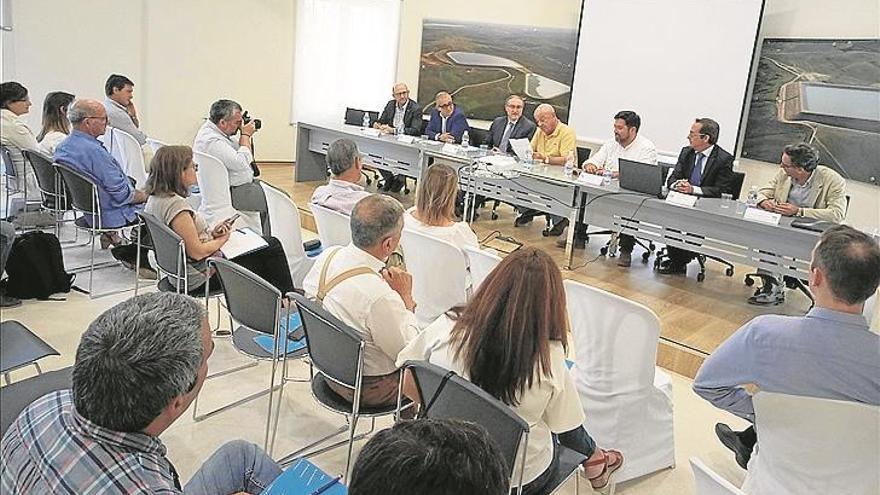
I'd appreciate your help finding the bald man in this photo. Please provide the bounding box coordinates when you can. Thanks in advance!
[374,83,422,192]
[425,91,469,144]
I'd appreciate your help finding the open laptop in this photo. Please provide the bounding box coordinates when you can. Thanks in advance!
[618,158,665,197]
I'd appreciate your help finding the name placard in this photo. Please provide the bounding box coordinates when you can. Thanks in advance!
[361,128,381,137]
[578,172,605,186]
[743,207,781,225]
[396,135,415,144]
[665,191,698,208]
[441,143,460,155]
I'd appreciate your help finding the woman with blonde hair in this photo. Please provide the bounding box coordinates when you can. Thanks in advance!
[404,163,478,249]
[398,247,623,493]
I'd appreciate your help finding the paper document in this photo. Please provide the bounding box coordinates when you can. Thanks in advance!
[665,191,698,208]
[509,138,532,161]
[220,228,269,259]
[743,207,781,226]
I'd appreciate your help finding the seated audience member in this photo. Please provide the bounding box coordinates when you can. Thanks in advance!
[657,118,735,275]
[749,142,847,305]
[694,225,880,469]
[374,82,421,192]
[144,145,294,295]
[37,91,76,155]
[310,138,371,215]
[0,81,44,201]
[302,194,419,408]
[515,104,576,236]
[103,74,147,145]
[405,163,478,249]
[0,220,20,308]
[193,99,270,235]
[487,94,536,154]
[398,247,624,493]
[426,91,468,144]
[0,292,282,494]
[349,419,509,495]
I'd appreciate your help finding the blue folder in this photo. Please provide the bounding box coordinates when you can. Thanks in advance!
[261,458,347,495]
[252,311,306,354]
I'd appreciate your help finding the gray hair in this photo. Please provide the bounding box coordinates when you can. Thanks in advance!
[350,194,404,249]
[209,99,242,124]
[72,292,206,432]
[326,138,360,176]
[67,99,92,125]
[812,225,880,305]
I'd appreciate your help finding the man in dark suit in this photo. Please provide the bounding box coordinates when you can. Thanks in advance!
[658,117,736,274]
[374,83,421,192]
[426,91,468,143]
[486,95,536,153]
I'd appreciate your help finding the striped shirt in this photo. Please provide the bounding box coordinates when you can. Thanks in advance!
[1,390,181,494]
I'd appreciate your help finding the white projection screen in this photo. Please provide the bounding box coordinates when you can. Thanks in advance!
[569,0,764,155]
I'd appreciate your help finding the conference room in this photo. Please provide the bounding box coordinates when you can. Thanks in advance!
[1,0,878,494]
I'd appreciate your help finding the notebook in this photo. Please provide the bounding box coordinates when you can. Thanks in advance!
[221,228,269,259]
[252,312,306,354]
[261,458,347,495]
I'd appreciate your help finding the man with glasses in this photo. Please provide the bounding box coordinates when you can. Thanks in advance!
[374,83,421,192]
[426,91,468,144]
[487,94,536,154]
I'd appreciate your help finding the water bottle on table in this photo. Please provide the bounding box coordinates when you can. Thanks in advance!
[747,185,759,206]
[362,112,370,128]
[563,151,575,177]
[461,130,470,149]
[602,167,613,186]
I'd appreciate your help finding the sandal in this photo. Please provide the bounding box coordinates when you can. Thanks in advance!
[585,448,624,492]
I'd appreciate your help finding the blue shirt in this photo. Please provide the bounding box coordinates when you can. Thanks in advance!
[55,130,140,228]
[693,307,880,421]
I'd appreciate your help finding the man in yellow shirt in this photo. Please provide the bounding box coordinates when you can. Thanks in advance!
[515,104,577,236]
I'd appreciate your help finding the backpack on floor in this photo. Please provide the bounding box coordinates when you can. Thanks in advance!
[4,231,74,300]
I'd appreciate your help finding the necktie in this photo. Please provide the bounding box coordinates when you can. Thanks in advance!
[441,116,447,134]
[499,121,515,152]
[690,153,704,186]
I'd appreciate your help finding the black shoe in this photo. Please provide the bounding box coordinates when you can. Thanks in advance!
[657,260,687,275]
[0,293,22,308]
[514,212,535,227]
[543,219,567,237]
[555,234,586,249]
[389,177,405,193]
[715,423,751,469]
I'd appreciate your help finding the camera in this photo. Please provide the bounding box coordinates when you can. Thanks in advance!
[242,111,262,130]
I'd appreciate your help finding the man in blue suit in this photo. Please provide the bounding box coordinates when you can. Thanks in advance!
[486,95,536,153]
[425,91,468,143]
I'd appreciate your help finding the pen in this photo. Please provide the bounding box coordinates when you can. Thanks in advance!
[309,475,342,495]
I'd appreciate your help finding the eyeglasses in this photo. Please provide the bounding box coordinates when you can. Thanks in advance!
[437,102,453,109]
[687,132,707,139]
[393,90,409,97]
[85,116,109,122]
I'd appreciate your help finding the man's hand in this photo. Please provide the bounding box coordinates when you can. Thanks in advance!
[758,199,777,211]
[583,163,598,174]
[381,267,415,310]
[241,120,258,137]
[126,100,139,126]
[438,132,455,143]
[376,123,393,134]
[532,151,545,162]
[773,202,799,216]
[674,180,694,194]
[132,189,148,204]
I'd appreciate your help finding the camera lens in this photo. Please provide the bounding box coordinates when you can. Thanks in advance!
[254,119,262,130]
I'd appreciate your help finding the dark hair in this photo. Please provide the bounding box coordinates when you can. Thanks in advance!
[0,81,28,109]
[104,74,134,97]
[695,117,720,145]
[72,293,205,432]
[349,419,509,495]
[614,110,641,130]
[146,145,194,198]
[209,99,242,124]
[326,138,359,176]
[812,225,880,305]
[783,142,820,171]
[449,247,568,405]
[37,91,76,141]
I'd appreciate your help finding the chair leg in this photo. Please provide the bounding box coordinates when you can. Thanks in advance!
[33,362,43,375]
[88,231,96,298]
[343,414,361,482]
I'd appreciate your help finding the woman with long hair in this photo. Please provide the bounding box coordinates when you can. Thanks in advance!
[37,91,76,154]
[144,145,294,294]
[398,247,623,493]
[404,163,478,249]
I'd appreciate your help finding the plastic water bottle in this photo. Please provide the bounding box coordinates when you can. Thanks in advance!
[602,168,613,186]
[361,113,370,128]
[563,151,574,177]
[747,186,759,206]
[461,130,470,149]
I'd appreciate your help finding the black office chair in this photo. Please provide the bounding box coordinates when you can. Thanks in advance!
[342,107,382,187]
[1,320,60,385]
[0,367,72,436]
[467,127,490,147]
[576,146,592,166]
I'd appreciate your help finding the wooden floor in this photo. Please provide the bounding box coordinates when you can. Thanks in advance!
[260,164,813,378]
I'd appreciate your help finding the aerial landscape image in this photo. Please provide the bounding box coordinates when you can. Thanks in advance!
[418,19,578,122]
[741,38,880,185]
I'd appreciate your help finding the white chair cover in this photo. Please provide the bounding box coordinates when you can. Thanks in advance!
[462,245,502,293]
[145,138,167,155]
[744,392,880,495]
[310,203,352,247]
[565,279,675,482]
[690,457,746,495]
[400,229,469,328]
[193,150,260,232]
[260,181,313,287]
[101,127,148,188]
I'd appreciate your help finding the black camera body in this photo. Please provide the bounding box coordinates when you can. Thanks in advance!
[242,110,262,130]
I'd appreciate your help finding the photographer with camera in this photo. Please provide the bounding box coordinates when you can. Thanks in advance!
[193,99,271,234]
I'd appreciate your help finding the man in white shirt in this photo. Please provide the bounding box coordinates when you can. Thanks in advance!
[103,74,147,146]
[311,138,371,215]
[574,111,657,266]
[302,194,419,408]
[193,99,270,234]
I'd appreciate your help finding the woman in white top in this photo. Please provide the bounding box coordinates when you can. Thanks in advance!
[0,82,43,200]
[37,91,75,155]
[398,247,623,493]
[404,162,478,249]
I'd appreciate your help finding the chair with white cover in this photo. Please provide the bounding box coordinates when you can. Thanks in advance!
[310,203,352,247]
[690,458,745,495]
[145,138,168,155]
[462,245,502,293]
[100,127,148,189]
[193,150,261,233]
[743,392,880,495]
[400,229,470,328]
[565,279,675,482]
[260,181,313,287]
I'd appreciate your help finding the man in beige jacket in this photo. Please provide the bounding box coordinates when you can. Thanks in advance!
[750,142,847,305]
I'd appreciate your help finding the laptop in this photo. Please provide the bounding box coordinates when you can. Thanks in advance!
[618,158,665,197]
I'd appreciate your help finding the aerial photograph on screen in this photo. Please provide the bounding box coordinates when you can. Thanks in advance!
[741,39,880,185]
[418,19,578,122]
